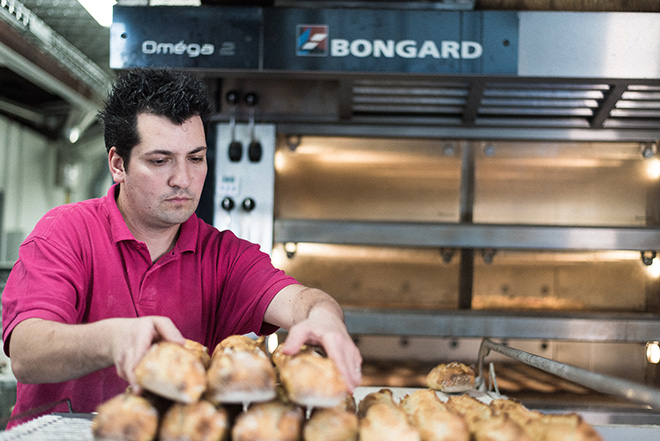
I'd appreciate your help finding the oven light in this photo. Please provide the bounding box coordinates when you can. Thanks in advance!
[267,334,279,354]
[646,257,660,278]
[284,242,298,258]
[646,157,660,180]
[646,342,660,364]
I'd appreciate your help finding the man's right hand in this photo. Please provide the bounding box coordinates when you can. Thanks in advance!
[8,316,185,387]
[106,316,185,390]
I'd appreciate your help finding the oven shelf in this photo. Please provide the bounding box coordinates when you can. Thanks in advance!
[343,308,660,342]
[274,219,660,252]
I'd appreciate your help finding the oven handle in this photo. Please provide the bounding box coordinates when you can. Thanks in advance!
[476,338,660,410]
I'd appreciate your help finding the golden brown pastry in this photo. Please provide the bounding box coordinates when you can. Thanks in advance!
[357,388,396,418]
[400,389,469,441]
[92,392,159,441]
[359,401,421,441]
[213,335,266,355]
[470,414,531,441]
[159,400,229,441]
[277,347,348,408]
[184,339,211,369]
[303,407,358,441]
[206,336,277,404]
[446,395,530,441]
[490,399,603,441]
[426,362,475,393]
[341,394,357,413]
[231,400,304,441]
[446,394,494,428]
[135,341,207,404]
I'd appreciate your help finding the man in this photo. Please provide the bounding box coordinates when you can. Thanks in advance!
[1,68,362,427]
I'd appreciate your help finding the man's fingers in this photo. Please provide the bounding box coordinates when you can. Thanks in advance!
[152,317,186,344]
[280,326,313,354]
[322,336,362,391]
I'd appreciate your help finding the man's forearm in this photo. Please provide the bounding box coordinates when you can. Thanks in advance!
[264,284,345,330]
[8,318,114,384]
[266,284,363,390]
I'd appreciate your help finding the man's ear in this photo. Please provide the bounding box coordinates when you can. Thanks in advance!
[108,147,126,183]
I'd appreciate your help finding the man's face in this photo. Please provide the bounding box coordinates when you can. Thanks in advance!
[110,113,208,231]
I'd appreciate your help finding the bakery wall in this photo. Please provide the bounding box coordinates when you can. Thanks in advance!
[0,114,110,265]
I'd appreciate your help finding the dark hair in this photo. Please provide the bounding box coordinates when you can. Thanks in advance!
[98,68,212,168]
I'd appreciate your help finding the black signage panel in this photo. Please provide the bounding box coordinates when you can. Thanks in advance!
[263,9,519,75]
[110,6,261,70]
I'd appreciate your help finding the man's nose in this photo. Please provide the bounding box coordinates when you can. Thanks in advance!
[169,162,191,188]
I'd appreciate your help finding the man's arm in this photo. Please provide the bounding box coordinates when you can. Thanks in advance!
[8,316,185,389]
[263,284,362,390]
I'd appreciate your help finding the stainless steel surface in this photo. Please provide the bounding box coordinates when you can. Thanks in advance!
[476,338,660,410]
[519,12,660,79]
[343,308,660,342]
[275,220,660,251]
[274,136,462,223]
[205,11,660,139]
[276,121,660,142]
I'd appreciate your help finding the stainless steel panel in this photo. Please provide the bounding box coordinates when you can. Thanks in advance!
[277,122,660,142]
[271,243,459,309]
[519,12,660,79]
[473,141,660,226]
[473,250,648,311]
[343,308,660,342]
[274,220,660,251]
[274,136,462,222]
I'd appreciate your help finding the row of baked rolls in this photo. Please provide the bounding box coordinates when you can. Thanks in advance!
[446,394,603,441]
[131,336,277,406]
[93,336,276,441]
[489,398,603,441]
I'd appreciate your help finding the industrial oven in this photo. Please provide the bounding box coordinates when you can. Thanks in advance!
[206,12,660,441]
[5,1,660,439]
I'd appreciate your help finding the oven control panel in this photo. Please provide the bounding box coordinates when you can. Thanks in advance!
[213,122,276,255]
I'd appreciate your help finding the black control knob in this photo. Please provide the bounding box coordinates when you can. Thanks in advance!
[226,90,240,105]
[242,198,256,212]
[221,197,235,212]
[228,140,242,162]
[244,92,258,107]
[248,141,262,162]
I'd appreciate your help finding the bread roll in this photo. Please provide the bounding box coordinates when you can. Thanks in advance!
[232,400,304,441]
[92,392,158,441]
[470,415,531,441]
[426,362,475,393]
[206,336,276,404]
[212,335,266,355]
[159,400,229,441]
[359,401,421,441]
[277,347,348,408]
[135,341,207,404]
[357,388,395,418]
[184,339,211,369]
[303,408,358,441]
[490,399,603,441]
[446,395,530,441]
[400,390,469,441]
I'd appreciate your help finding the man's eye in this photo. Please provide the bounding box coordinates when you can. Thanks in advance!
[189,156,205,163]
[150,159,166,165]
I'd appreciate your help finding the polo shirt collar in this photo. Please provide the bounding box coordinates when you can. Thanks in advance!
[103,183,198,254]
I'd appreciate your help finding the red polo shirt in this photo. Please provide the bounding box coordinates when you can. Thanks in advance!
[1,184,297,427]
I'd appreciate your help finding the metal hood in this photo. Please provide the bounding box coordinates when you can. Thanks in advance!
[110,5,660,141]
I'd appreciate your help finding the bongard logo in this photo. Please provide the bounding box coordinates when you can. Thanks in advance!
[296,24,483,60]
